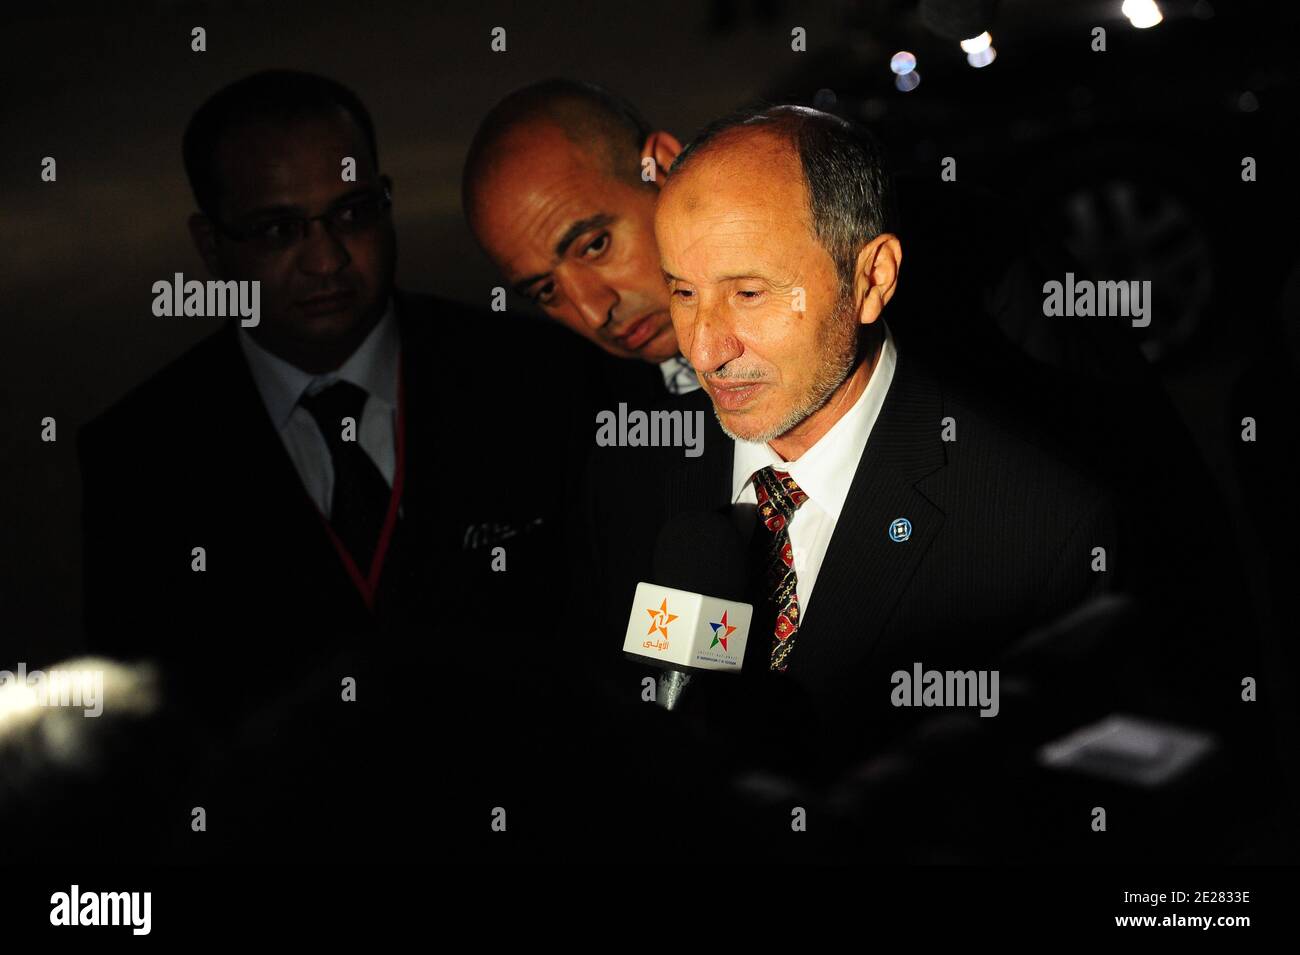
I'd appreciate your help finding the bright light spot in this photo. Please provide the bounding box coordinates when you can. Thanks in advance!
[890,51,917,75]
[895,71,921,92]
[967,46,997,68]
[960,31,992,54]
[1122,0,1163,28]
[0,681,39,723]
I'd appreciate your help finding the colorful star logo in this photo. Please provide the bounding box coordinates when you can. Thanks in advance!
[646,598,678,639]
[709,610,737,651]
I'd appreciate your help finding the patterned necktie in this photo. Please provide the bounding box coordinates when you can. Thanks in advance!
[749,466,810,672]
[299,380,392,574]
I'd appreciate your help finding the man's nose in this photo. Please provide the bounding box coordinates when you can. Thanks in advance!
[684,299,742,374]
[296,221,352,275]
[565,267,619,332]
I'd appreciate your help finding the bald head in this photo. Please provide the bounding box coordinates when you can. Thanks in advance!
[661,126,807,224]
[669,105,896,298]
[460,79,685,364]
[462,78,653,216]
[657,128,817,302]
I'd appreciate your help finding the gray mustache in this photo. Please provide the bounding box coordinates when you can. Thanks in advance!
[704,368,766,382]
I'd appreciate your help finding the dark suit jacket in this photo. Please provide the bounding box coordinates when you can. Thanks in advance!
[575,351,1122,777]
[80,291,570,713]
[76,288,637,859]
[448,331,680,605]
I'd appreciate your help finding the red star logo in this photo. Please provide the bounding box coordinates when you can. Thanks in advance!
[709,610,737,651]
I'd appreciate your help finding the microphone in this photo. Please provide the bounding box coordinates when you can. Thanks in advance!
[621,511,753,710]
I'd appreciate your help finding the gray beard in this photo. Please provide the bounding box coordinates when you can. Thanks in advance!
[715,306,862,448]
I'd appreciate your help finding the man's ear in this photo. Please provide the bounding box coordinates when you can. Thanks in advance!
[188,213,222,277]
[852,233,903,325]
[642,130,683,189]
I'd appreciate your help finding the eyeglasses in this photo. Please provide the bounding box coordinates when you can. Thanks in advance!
[213,181,393,252]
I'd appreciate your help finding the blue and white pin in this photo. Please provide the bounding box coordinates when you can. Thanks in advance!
[889,517,912,542]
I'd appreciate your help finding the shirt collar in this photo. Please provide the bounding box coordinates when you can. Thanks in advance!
[658,354,701,395]
[237,298,399,430]
[731,322,897,521]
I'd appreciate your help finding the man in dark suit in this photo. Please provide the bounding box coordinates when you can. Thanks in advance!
[575,105,1124,786]
[82,72,406,696]
[77,71,587,858]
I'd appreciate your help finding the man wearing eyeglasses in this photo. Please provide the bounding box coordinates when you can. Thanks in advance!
[75,69,609,858]
[80,71,399,662]
[79,68,571,739]
[180,72,407,609]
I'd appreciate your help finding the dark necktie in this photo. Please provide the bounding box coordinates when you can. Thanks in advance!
[748,466,810,672]
[299,380,392,575]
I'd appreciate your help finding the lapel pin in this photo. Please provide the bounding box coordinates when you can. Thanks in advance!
[889,517,912,542]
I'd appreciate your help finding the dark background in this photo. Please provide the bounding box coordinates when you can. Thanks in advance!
[2,0,1297,818]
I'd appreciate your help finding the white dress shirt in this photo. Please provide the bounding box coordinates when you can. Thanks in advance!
[659,354,701,395]
[237,300,400,518]
[730,323,897,624]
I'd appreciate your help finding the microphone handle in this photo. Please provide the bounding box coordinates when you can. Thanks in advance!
[657,669,693,711]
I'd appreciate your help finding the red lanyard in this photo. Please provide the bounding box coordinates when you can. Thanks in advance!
[312,361,407,611]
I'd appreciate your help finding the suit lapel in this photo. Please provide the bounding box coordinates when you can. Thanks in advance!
[789,356,948,691]
[662,388,733,516]
[393,293,435,537]
[211,323,321,523]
